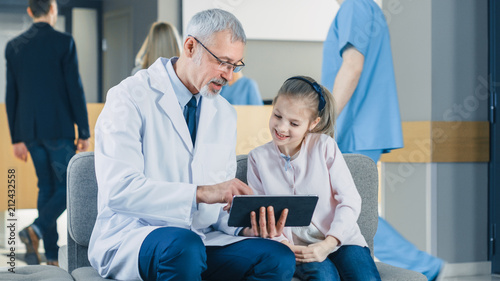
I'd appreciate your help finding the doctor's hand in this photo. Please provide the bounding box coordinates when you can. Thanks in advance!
[12,142,28,162]
[241,206,288,238]
[196,178,252,211]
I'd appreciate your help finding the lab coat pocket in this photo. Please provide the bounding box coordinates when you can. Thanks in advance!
[196,144,232,185]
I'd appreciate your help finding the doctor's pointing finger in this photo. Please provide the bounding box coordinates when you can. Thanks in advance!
[196,178,253,210]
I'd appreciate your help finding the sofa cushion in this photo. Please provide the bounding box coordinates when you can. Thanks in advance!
[377,262,427,281]
[0,265,73,280]
[72,266,113,281]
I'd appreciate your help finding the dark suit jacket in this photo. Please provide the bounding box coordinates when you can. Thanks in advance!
[5,22,90,144]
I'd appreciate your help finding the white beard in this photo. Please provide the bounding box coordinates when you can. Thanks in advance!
[200,78,227,99]
[200,84,217,99]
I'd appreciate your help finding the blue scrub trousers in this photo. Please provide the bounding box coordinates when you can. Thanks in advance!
[347,149,443,280]
[294,246,381,281]
[26,138,76,261]
[138,227,296,281]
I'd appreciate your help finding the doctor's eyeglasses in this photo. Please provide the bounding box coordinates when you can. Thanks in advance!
[188,35,245,73]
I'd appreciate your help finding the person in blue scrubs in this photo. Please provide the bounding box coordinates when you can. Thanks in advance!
[220,71,264,105]
[321,0,444,280]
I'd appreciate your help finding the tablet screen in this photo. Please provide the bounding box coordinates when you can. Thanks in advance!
[228,195,318,227]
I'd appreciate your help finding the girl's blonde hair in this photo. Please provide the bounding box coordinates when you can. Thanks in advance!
[135,21,182,69]
[274,76,336,138]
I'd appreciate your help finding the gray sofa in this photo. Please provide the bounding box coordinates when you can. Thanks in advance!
[62,151,426,281]
[0,265,74,281]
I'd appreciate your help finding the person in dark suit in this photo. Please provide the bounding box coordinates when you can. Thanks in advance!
[5,0,90,266]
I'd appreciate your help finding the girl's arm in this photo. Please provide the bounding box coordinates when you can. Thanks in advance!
[324,139,363,245]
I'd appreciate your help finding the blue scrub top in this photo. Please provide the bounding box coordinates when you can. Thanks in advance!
[321,0,403,153]
[220,76,264,105]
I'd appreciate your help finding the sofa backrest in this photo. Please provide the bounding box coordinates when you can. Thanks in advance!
[343,154,379,253]
[66,152,378,272]
[67,152,98,247]
[66,152,98,272]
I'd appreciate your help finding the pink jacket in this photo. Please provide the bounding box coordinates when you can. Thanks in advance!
[247,133,368,247]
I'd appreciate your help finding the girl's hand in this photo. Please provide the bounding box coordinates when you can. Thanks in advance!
[240,206,288,238]
[281,240,308,255]
[292,236,340,263]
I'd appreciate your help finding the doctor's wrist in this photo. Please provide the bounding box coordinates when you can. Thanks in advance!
[195,185,206,204]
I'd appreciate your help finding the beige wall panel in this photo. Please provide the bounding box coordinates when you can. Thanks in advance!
[0,104,38,210]
[0,104,488,210]
[432,121,489,163]
[234,106,273,155]
[380,121,432,163]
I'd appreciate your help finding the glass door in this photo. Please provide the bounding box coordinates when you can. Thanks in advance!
[489,0,500,274]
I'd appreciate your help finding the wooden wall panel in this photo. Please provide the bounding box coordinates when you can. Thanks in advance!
[235,105,273,155]
[1,104,38,210]
[0,104,489,210]
[380,122,432,163]
[431,121,489,162]
[0,104,102,211]
[381,121,489,163]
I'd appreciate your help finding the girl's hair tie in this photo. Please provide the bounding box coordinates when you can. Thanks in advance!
[285,76,326,112]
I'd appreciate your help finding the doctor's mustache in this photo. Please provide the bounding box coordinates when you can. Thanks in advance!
[210,78,227,87]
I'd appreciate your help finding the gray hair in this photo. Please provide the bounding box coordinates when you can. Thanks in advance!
[185,9,246,46]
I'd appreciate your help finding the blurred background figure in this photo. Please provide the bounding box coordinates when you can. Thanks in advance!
[5,0,90,266]
[321,0,444,280]
[220,71,263,105]
[131,21,181,75]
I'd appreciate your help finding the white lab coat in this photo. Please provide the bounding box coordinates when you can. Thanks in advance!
[88,58,246,280]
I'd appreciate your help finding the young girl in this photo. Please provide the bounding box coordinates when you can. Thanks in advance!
[246,76,382,281]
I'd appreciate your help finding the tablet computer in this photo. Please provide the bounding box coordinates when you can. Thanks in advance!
[228,195,319,227]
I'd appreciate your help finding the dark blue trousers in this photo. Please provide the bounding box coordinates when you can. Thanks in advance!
[138,227,296,281]
[26,138,75,261]
[294,245,381,281]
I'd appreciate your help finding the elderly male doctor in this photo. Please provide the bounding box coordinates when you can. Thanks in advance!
[89,9,295,281]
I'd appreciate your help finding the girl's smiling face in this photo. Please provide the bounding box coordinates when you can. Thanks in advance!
[269,95,320,156]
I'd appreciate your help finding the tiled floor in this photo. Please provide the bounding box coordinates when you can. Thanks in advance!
[0,248,499,280]
[442,276,500,281]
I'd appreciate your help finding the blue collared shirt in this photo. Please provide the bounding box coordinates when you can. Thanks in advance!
[165,57,202,126]
[164,57,202,213]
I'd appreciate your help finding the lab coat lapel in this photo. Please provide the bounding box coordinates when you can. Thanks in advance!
[148,59,194,151]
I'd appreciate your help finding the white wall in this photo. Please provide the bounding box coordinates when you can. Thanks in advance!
[182,0,338,41]
[431,0,488,122]
[72,8,99,103]
[383,0,489,263]
[158,0,181,32]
